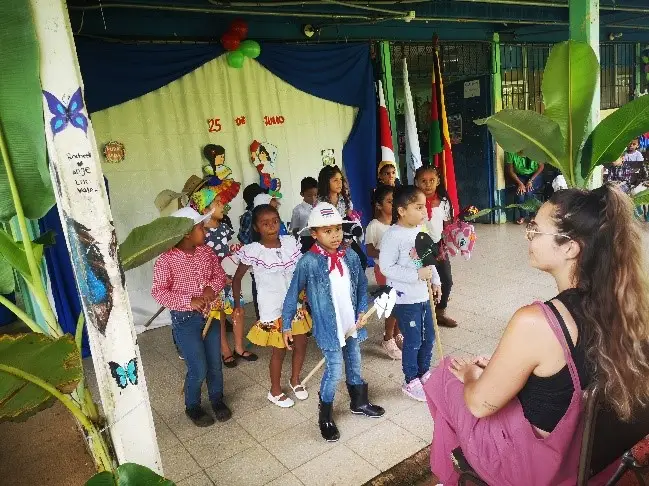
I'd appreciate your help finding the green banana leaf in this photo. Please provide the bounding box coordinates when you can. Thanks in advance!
[475,109,568,177]
[0,0,55,221]
[463,208,494,222]
[505,198,543,213]
[86,463,176,486]
[119,217,194,271]
[0,258,15,294]
[542,40,599,183]
[580,96,649,180]
[0,229,50,284]
[633,189,649,207]
[0,333,81,422]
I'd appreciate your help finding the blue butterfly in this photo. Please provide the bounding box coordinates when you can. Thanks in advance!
[42,88,88,135]
[109,358,138,389]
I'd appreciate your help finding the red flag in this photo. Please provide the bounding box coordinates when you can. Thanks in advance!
[377,80,395,163]
[430,43,460,218]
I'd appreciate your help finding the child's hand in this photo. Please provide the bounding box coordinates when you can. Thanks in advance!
[283,331,294,350]
[418,266,433,281]
[233,307,244,328]
[190,296,207,313]
[432,284,442,303]
[225,276,233,286]
[355,313,366,329]
[202,286,217,302]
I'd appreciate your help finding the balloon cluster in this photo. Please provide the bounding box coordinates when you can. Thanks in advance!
[220,19,261,69]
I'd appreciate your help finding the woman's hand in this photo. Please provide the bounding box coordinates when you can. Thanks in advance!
[516,182,526,195]
[449,357,485,384]
[526,179,534,192]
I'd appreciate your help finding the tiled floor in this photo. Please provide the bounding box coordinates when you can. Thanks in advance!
[88,223,564,485]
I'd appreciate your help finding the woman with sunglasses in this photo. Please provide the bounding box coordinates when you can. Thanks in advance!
[423,184,649,485]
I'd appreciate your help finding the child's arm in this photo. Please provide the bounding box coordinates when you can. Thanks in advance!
[151,256,192,310]
[281,259,308,332]
[205,251,227,294]
[290,206,301,232]
[231,262,251,310]
[355,256,369,315]
[378,234,420,284]
[365,243,380,259]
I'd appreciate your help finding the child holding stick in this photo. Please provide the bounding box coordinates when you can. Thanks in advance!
[379,185,441,402]
[282,202,384,442]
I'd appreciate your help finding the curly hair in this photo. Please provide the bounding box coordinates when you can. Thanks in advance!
[549,184,649,420]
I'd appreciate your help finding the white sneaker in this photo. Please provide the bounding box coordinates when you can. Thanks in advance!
[267,392,294,408]
[289,381,309,400]
[402,378,426,402]
[420,369,432,384]
[381,338,402,360]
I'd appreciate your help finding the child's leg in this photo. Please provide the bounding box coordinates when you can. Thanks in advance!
[251,273,260,321]
[384,316,398,341]
[269,347,287,397]
[171,311,209,410]
[343,337,385,417]
[435,259,457,328]
[393,303,423,384]
[220,313,234,359]
[320,348,344,403]
[417,302,436,379]
[290,333,307,387]
[341,336,364,387]
[203,314,224,404]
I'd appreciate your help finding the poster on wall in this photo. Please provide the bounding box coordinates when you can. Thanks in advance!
[448,114,462,145]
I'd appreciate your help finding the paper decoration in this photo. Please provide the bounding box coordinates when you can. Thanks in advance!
[103,141,125,163]
[250,140,281,196]
[321,149,335,166]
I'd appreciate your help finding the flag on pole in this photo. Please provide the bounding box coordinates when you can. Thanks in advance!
[377,80,395,163]
[430,40,460,217]
[403,58,422,184]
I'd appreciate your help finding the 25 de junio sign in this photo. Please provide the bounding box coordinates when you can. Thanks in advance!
[207,115,285,132]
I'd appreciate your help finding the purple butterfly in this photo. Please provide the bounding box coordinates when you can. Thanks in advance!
[42,88,88,135]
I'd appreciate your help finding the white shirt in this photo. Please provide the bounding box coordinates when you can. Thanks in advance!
[237,236,301,322]
[423,199,452,244]
[623,150,645,162]
[329,260,357,346]
[379,225,441,305]
[364,219,390,249]
[290,201,313,234]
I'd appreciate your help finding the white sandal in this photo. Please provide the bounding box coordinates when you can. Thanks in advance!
[289,382,309,400]
[267,391,294,408]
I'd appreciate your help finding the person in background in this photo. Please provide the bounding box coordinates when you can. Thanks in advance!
[424,184,649,485]
[623,138,644,163]
[238,183,266,321]
[365,185,402,359]
[291,177,318,235]
[506,152,545,225]
[377,160,400,188]
[151,207,232,427]
[253,193,289,236]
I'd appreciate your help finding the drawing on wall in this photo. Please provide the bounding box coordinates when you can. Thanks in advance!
[202,144,241,206]
[321,149,336,166]
[250,140,282,197]
[109,357,139,389]
[42,87,88,135]
[65,216,114,335]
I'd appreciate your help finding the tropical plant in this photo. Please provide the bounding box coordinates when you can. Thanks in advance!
[473,40,649,212]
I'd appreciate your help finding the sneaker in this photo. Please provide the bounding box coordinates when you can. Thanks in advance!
[402,378,426,402]
[185,406,214,427]
[211,400,232,422]
[381,338,402,360]
[394,333,404,351]
[267,391,294,408]
[178,354,184,360]
[420,369,432,384]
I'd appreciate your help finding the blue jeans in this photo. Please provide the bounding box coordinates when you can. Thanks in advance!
[320,336,364,403]
[509,174,542,220]
[393,302,435,384]
[170,310,223,410]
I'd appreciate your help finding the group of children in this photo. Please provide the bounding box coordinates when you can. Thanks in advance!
[151,160,458,440]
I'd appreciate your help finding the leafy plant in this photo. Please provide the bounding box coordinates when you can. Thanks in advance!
[86,463,176,486]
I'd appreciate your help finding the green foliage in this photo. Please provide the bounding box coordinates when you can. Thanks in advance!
[464,199,543,222]
[86,463,176,486]
[119,217,194,271]
[0,258,14,294]
[632,188,649,207]
[0,0,55,221]
[0,333,81,422]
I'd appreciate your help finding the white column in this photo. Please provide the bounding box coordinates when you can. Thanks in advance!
[30,0,162,473]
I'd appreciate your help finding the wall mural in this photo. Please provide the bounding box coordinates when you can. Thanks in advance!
[250,140,282,197]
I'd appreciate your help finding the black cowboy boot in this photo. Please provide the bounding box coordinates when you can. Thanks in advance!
[347,383,385,418]
[318,394,340,442]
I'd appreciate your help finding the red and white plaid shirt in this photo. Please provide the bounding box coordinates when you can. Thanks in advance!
[151,245,226,312]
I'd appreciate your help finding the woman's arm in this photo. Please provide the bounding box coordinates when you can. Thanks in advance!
[459,305,549,418]
[231,262,250,309]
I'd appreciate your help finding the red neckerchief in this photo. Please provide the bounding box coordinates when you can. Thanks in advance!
[425,194,440,220]
[310,243,346,276]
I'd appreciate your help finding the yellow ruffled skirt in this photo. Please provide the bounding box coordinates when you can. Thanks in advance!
[247,308,312,349]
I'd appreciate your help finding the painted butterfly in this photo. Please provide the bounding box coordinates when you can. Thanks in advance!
[42,87,88,135]
[109,358,138,389]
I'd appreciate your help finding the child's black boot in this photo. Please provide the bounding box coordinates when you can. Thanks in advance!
[318,394,340,442]
[347,383,385,418]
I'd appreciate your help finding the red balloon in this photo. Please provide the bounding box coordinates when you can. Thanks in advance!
[221,32,240,51]
[230,19,248,40]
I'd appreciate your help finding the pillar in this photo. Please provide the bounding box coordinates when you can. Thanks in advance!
[570,0,602,188]
[30,0,162,473]
[491,33,507,223]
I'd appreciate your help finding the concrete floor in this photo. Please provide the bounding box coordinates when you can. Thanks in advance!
[85,223,574,485]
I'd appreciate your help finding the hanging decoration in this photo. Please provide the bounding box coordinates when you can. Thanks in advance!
[103,141,125,163]
[249,139,281,197]
[220,19,261,69]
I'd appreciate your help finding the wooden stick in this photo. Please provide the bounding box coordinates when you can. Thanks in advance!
[143,306,165,328]
[301,305,380,386]
[201,315,214,340]
[427,280,444,360]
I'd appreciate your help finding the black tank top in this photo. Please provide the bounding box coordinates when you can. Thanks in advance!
[517,289,593,432]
